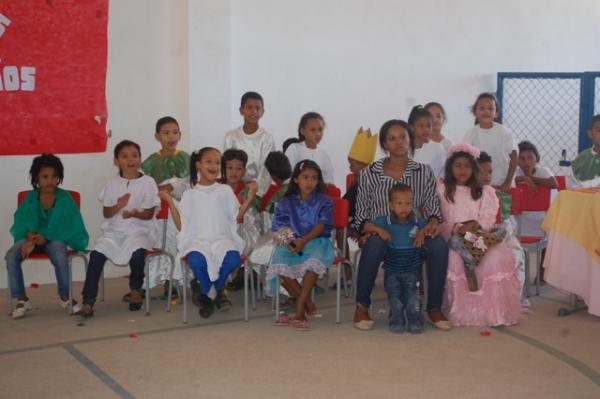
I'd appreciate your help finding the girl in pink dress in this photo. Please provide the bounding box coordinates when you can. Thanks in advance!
[438,143,521,326]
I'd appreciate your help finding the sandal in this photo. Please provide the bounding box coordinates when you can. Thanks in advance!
[275,311,291,326]
[76,304,95,319]
[291,319,310,331]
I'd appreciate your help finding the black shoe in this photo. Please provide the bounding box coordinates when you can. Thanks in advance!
[191,280,200,307]
[226,268,245,291]
[128,291,144,311]
[215,290,232,311]
[122,289,146,303]
[198,294,215,318]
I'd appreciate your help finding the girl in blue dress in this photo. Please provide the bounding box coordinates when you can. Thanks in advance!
[267,160,334,330]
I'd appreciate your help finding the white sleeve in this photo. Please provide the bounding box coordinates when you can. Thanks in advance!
[256,133,276,195]
[323,153,335,184]
[285,144,299,170]
[461,128,474,144]
[534,166,553,179]
[503,127,518,153]
[141,177,161,210]
[98,180,115,207]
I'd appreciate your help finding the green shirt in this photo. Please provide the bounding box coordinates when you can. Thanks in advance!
[141,150,190,185]
[571,147,600,182]
[10,188,89,251]
[495,189,512,222]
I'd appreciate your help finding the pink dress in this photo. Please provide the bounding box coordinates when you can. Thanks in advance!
[437,183,522,326]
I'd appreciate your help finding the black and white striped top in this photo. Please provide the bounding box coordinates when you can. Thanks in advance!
[352,158,442,232]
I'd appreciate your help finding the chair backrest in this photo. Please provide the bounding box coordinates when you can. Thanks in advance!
[18,190,81,208]
[517,183,551,212]
[326,184,341,198]
[332,197,349,229]
[156,199,170,220]
[556,175,567,191]
[346,173,357,191]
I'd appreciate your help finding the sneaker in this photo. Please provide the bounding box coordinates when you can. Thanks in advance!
[198,294,215,318]
[12,300,33,319]
[59,298,81,314]
[215,290,232,311]
[389,324,405,334]
[226,268,245,291]
[408,321,424,335]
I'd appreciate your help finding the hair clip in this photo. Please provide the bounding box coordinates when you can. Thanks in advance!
[299,161,305,170]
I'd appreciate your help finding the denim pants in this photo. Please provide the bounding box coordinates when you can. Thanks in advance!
[355,234,449,312]
[5,239,70,298]
[384,269,420,328]
[186,251,241,295]
[81,249,146,306]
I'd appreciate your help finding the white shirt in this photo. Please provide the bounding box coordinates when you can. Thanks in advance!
[413,141,447,178]
[516,166,553,237]
[94,174,160,265]
[223,126,276,195]
[176,183,244,281]
[285,141,335,184]
[462,122,517,186]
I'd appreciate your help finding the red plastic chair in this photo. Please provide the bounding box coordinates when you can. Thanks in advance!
[326,184,341,198]
[7,190,88,315]
[556,176,567,191]
[516,184,551,296]
[346,173,357,191]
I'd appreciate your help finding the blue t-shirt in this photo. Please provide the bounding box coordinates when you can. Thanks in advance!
[372,214,426,272]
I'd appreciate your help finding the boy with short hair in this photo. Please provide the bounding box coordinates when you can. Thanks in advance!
[224,92,276,195]
[364,184,427,334]
[570,114,600,187]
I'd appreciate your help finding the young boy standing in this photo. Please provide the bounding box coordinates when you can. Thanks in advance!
[223,92,276,195]
[364,184,427,334]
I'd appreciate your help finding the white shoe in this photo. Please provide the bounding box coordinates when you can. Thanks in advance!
[59,299,81,314]
[12,300,33,319]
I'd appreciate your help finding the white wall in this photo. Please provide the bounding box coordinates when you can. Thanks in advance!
[2,0,600,289]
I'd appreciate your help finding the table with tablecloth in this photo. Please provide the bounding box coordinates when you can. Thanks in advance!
[542,189,600,317]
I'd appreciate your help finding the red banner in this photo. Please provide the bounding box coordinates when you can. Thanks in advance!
[0,0,108,155]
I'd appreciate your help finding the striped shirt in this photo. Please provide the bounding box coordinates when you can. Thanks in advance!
[352,158,442,232]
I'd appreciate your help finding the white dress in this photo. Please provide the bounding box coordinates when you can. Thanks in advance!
[516,166,554,237]
[413,141,447,178]
[173,183,245,282]
[462,122,518,186]
[285,142,335,184]
[93,175,160,265]
[224,126,275,195]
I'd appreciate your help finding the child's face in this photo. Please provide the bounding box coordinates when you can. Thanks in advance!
[518,150,537,174]
[427,105,446,133]
[383,125,411,157]
[196,149,221,183]
[474,98,496,128]
[38,166,59,192]
[348,157,367,174]
[300,117,324,148]
[452,156,473,185]
[589,121,600,150]
[155,122,181,152]
[389,191,412,220]
[114,145,141,176]
[294,167,319,196]
[478,161,493,186]
[239,99,264,125]
[412,116,432,144]
[225,159,246,185]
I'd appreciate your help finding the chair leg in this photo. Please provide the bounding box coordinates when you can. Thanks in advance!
[274,275,280,321]
[523,249,531,298]
[182,262,188,324]
[535,245,541,296]
[167,258,175,313]
[336,262,342,324]
[249,263,256,311]
[244,260,249,322]
[144,260,150,316]
[68,257,73,314]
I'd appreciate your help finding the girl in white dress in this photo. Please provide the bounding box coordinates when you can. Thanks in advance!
[425,102,453,152]
[409,105,447,178]
[284,112,335,184]
[161,147,245,318]
[78,140,160,317]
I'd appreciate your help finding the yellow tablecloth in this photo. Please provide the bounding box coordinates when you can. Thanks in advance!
[542,189,600,263]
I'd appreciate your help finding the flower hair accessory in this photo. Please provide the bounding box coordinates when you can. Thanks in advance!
[298,161,305,170]
[448,143,481,159]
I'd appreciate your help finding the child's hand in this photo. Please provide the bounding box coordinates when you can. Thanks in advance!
[32,233,46,245]
[288,238,306,254]
[116,193,131,209]
[376,229,391,241]
[458,221,480,234]
[422,219,440,238]
[520,176,537,190]
[414,230,426,248]
[498,182,512,193]
[509,150,518,164]
[122,209,137,219]
[358,232,376,246]
[236,208,246,224]
[158,184,173,194]
[20,240,35,258]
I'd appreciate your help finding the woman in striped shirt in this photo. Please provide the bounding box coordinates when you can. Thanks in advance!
[352,119,451,331]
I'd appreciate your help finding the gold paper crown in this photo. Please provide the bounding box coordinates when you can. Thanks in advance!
[348,127,378,164]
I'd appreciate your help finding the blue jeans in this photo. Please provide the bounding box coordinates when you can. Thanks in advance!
[356,234,448,312]
[5,239,70,299]
[384,269,421,330]
[82,249,146,306]
[186,251,241,295]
